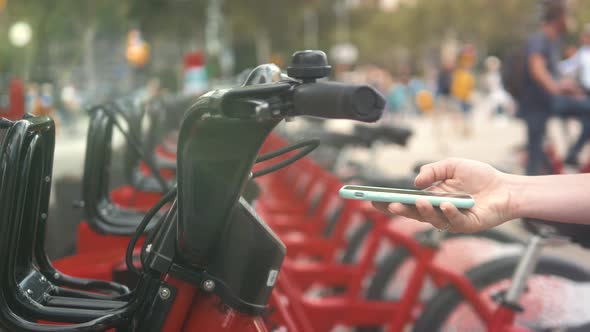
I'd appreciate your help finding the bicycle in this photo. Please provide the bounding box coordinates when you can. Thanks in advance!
[0,50,388,331]
[412,224,590,332]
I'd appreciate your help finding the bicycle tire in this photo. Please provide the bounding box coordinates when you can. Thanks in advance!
[367,228,522,300]
[357,228,522,332]
[413,255,590,332]
[341,222,373,264]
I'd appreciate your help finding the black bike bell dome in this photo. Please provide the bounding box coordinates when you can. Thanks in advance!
[287,50,332,81]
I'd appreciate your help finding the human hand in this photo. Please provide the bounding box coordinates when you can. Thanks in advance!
[558,80,584,97]
[373,158,516,233]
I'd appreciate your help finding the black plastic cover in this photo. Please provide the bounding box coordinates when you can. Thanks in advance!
[207,198,285,312]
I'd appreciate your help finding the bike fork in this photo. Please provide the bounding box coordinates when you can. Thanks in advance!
[488,235,544,332]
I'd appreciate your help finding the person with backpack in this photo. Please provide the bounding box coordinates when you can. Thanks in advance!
[559,24,590,95]
[519,1,590,174]
[554,24,590,166]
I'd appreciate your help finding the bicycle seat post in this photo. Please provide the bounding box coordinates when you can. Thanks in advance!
[421,227,447,247]
[503,234,544,305]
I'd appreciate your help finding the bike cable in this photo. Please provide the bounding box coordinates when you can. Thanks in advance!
[252,138,319,178]
[126,139,320,274]
[100,103,170,192]
[126,186,177,275]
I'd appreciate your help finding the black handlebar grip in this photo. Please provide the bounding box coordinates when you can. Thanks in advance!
[293,82,385,122]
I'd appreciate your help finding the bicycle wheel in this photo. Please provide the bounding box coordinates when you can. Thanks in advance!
[356,228,522,332]
[413,255,590,332]
[366,228,522,299]
[341,221,373,264]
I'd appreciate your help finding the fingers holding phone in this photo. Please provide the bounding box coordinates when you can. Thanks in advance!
[342,185,474,231]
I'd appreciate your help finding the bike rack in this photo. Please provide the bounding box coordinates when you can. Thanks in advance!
[0,116,162,331]
[82,105,165,235]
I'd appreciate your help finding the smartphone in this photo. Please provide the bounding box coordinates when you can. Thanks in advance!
[339,185,475,209]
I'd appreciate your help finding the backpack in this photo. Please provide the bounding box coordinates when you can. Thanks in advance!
[501,45,528,102]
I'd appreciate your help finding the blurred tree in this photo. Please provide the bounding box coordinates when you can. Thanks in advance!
[349,0,538,70]
[2,0,590,88]
[225,0,339,68]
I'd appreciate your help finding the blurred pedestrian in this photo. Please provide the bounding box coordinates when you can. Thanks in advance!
[557,23,590,166]
[451,46,476,137]
[60,82,82,131]
[26,83,39,115]
[35,83,60,130]
[136,78,161,104]
[386,79,409,121]
[520,1,590,173]
[432,61,456,152]
[559,24,590,94]
[483,56,515,124]
[386,69,413,123]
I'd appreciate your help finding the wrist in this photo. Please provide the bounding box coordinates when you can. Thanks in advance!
[501,172,527,220]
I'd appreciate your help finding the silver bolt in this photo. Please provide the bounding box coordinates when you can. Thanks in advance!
[159,287,171,300]
[40,213,47,220]
[40,276,46,282]
[202,280,215,292]
[44,176,51,183]
[54,273,60,279]
[26,289,33,295]
[145,244,152,253]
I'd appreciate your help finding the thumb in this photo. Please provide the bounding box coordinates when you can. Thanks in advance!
[415,159,459,188]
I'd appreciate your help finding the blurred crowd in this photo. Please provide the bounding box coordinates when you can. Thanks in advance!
[336,0,590,172]
[25,82,82,131]
[23,77,169,135]
[337,43,514,154]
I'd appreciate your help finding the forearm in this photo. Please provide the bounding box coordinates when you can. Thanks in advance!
[534,70,560,95]
[530,56,560,95]
[506,173,590,224]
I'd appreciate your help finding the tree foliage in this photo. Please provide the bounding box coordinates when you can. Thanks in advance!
[2,0,590,81]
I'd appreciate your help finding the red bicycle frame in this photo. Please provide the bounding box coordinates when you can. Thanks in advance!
[152,277,267,332]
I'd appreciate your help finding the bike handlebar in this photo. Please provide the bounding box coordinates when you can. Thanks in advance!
[292,82,385,122]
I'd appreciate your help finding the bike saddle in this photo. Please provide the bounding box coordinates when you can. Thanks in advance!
[314,130,374,148]
[354,124,413,147]
[522,218,590,248]
[0,117,163,330]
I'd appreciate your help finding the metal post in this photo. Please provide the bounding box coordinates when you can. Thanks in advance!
[504,235,544,303]
[427,226,447,246]
[303,7,319,49]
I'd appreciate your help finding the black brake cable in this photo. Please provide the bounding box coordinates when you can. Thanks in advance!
[126,186,177,275]
[252,138,320,178]
[101,104,170,192]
